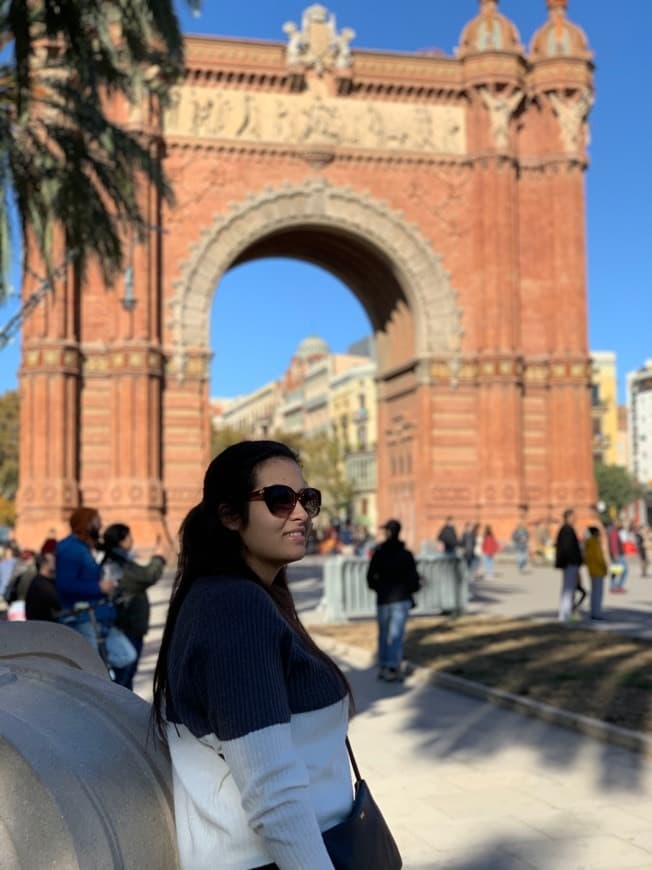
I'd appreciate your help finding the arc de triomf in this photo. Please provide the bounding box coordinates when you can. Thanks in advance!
[17,0,596,547]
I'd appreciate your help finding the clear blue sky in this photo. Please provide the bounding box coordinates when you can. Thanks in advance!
[0,1,649,402]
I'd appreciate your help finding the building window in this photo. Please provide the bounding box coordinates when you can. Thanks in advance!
[358,424,367,450]
[358,393,366,409]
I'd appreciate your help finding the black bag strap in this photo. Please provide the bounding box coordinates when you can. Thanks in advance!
[345,737,362,784]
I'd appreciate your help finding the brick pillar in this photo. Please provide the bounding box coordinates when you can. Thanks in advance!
[96,173,169,546]
[547,163,595,519]
[16,265,81,543]
[472,154,525,527]
[162,351,212,542]
[96,346,166,544]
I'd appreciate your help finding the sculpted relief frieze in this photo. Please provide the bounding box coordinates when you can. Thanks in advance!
[164,86,466,155]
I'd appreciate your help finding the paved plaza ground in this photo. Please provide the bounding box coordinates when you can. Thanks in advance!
[135,556,652,869]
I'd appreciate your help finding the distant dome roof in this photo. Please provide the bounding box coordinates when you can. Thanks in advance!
[295,335,329,359]
[530,0,592,60]
[457,0,522,57]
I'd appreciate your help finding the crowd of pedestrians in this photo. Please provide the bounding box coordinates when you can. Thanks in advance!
[0,509,166,690]
[554,509,649,623]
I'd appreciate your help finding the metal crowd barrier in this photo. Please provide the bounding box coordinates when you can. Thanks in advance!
[321,555,468,622]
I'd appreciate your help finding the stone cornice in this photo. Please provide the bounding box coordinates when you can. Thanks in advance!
[181,36,592,99]
[165,138,587,174]
[165,137,472,167]
[519,155,588,173]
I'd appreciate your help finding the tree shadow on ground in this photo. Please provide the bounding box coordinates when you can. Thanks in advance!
[526,605,652,640]
[336,653,652,795]
[316,614,652,792]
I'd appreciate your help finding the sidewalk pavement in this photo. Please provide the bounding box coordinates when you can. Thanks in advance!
[462,557,652,641]
[317,636,652,870]
[135,560,652,869]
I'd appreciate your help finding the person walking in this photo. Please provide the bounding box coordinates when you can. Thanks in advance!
[583,526,608,621]
[437,516,458,555]
[512,520,530,573]
[366,519,421,682]
[481,525,499,579]
[151,441,358,869]
[554,509,583,622]
[607,521,628,593]
[101,524,167,690]
[461,522,479,577]
[635,526,648,578]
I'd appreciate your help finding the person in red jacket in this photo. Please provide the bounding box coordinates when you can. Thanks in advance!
[481,525,499,579]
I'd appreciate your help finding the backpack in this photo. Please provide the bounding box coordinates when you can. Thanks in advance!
[2,561,37,605]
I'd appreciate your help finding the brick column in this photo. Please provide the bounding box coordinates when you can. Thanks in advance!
[162,351,212,541]
[547,162,595,518]
[470,151,525,526]
[16,265,81,543]
[91,346,166,544]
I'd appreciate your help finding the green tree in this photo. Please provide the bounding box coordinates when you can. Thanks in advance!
[0,389,18,500]
[0,0,200,299]
[298,433,353,520]
[0,495,15,526]
[595,463,644,515]
[211,424,247,458]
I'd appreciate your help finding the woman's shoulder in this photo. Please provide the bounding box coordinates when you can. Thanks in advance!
[185,576,280,623]
[174,577,290,666]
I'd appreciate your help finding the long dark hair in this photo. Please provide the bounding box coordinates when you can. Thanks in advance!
[101,523,130,564]
[151,440,354,740]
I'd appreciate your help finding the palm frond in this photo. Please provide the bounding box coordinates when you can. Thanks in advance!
[0,0,202,302]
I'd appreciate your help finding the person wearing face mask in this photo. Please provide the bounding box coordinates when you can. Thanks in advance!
[55,507,136,683]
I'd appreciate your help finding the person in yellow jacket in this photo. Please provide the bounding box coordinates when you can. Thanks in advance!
[583,526,608,621]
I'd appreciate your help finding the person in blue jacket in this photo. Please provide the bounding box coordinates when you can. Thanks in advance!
[56,507,135,683]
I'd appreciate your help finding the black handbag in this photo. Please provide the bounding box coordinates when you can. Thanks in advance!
[322,738,402,869]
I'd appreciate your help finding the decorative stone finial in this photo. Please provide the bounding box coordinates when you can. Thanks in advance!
[283,5,355,74]
[530,0,591,59]
[457,0,522,56]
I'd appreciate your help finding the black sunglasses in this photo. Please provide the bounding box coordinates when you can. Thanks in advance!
[248,485,322,519]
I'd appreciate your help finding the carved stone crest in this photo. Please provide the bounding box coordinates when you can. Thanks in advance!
[283,4,355,73]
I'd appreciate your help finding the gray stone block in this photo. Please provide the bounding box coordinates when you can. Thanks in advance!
[0,622,179,869]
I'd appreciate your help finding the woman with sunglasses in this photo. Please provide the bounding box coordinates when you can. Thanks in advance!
[152,441,354,870]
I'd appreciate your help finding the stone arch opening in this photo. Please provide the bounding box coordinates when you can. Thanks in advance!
[170,180,462,376]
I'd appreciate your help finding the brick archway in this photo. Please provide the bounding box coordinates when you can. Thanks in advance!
[169,179,462,373]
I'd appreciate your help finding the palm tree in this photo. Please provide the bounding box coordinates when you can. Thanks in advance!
[0,0,201,299]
